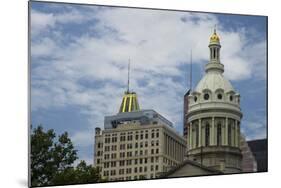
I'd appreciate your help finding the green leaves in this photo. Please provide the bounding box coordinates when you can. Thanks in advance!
[52,160,102,185]
[30,125,102,187]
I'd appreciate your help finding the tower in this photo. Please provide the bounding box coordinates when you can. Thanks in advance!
[186,29,243,173]
[94,60,186,181]
[118,60,140,113]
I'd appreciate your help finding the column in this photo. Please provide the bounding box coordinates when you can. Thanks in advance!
[237,122,240,148]
[188,124,191,150]
[164,134,167,155]
[166,135,170,156]
[169,136,171,156]
[211,117,215,145]
[235,120,238,147]
[190,122,193,150]
[221,120,225,146]
[225,118,228,146]
[198,119,202,147]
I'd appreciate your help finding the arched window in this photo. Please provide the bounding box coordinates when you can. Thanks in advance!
[205,123,210,146]
[217,122,222,146]
[228,122,232,146]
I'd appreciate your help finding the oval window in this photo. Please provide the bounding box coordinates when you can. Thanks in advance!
[204,93,209,100]
[194,96,197,102]
[217,94,222,100]
[230,95,233,101]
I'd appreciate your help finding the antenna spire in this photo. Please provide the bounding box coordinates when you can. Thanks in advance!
[214,24,217,34]
[127,58,130,93]
[190,49,193,91]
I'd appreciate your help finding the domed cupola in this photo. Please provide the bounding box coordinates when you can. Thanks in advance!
[186,29,243,174]
[210,29,220,44]
[188,29,241,109]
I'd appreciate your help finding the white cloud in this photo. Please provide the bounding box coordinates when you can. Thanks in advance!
[242,121,267,141]
[31,10,56,36]
[71,130,94,147]
[30,8,93,37]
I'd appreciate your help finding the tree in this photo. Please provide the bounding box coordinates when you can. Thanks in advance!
[52,160,103,185]
[31,125,56,186]
[31,125,78,186]
[30,125,103,187]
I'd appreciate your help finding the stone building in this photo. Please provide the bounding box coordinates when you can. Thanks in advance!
[240,134,257,172]
[94,90,186,181]
[185,29,243,173]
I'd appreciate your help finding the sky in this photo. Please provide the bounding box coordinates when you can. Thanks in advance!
[30,1,267,165]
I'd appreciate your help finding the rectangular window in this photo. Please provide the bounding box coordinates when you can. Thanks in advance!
[119,169,124,175]
[156,140,159,146]
[126,160,132,165]
[111,161,116,167]
[156,157,159,162]
[156,132,159,138]
[120,160,125,166]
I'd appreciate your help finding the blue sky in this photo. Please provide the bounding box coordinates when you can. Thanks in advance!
[30,1,267,164]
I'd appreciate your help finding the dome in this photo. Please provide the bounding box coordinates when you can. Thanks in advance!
[119,91,140,113]
[194,72,235,93]
[210,30,220,44]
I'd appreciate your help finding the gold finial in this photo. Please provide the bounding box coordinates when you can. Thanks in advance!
[210,25,220,43]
